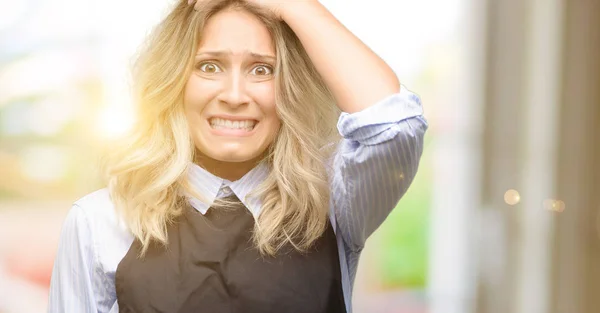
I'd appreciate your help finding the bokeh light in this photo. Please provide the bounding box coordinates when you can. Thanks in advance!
[543,199,565,213]
[504,189,521,205]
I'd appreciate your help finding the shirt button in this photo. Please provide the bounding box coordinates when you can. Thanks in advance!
[221,186,233,195]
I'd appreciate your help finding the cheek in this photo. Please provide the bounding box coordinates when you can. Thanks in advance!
[262,105,281,142]
[254,87,279,132]
[184,75,198,102]
[183,75,215,111]
[183,79,211,136]
[252,76,275,98]
[252,81,277,114]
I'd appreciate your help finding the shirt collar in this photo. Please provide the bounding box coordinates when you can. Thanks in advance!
[185,161,268,218]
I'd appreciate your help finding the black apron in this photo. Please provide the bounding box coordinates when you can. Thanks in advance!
[115,194,347,313]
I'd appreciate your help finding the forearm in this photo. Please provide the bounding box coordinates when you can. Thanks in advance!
[280,2,400,113]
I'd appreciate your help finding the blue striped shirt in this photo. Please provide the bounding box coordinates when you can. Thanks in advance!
[47,85,427,313]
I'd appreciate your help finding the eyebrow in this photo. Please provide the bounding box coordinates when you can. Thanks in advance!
[196,50,276,62]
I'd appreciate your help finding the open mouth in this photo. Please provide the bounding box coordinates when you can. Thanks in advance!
[208,117,257,132]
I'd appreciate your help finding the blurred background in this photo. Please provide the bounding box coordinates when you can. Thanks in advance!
[0,0,598,312]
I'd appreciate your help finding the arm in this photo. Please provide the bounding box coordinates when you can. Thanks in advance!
[48,204,99,313]
[330,86,427,251]
[280,1,400,113]
[278,2,426,249]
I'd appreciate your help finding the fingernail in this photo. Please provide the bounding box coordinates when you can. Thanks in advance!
[188,0,195,5]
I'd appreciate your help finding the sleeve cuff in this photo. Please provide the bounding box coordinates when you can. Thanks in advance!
[336,84,425,142]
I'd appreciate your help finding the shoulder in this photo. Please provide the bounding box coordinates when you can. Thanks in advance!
[73,188,121,226]
[74,188,113,212]
[54,189,133,300]
[68,188,134,270]
[70,188,133,249]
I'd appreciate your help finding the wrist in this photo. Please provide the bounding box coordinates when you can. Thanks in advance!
[279,1,325,22]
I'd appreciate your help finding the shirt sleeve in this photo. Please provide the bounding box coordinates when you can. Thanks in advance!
[331,84,428,252]
[48,204,99,313]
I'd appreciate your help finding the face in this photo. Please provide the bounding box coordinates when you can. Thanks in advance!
[184,9,280,180]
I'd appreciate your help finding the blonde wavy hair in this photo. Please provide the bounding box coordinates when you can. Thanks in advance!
[102,0,341,257]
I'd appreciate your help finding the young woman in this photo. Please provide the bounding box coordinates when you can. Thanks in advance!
[47,0,428,312]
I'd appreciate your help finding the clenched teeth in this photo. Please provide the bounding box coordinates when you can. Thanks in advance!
[209,118,256,130]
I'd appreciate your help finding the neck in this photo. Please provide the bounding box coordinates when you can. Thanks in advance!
[194,153,264,181]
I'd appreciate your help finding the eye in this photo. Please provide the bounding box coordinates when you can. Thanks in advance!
[250,64,274,76]
[197,62,222,73]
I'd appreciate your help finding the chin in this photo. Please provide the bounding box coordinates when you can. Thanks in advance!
[204,146,265,163]
[192,128,275,165]
[212,153,258,163]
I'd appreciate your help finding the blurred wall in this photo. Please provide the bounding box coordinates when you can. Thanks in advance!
[552,0,600,312]
[475,0,600,313]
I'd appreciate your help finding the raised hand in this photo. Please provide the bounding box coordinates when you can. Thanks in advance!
[189,0,318,20]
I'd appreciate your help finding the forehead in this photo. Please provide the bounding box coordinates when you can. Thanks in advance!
[198,9,275,55]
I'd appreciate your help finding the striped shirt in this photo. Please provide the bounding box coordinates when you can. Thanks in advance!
[47,85,427,313]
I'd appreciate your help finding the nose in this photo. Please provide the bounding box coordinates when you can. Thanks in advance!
[217,72,250,107]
